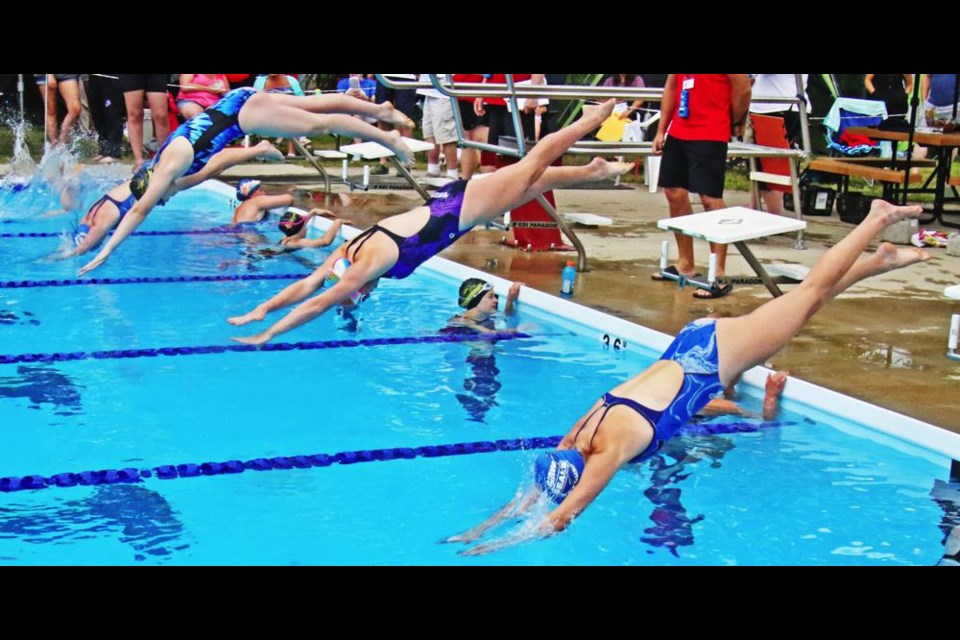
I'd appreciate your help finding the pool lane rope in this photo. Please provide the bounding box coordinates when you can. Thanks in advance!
[0,421,795,492]
[0,227,265,239]
[0,273,309,289]
[0,331,531,365]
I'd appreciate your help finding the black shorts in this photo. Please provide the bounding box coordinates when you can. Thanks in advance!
[118,74,170,94]
[658,137,728,198]
[374,77,417,118]
[458,100,489,130]
[486,104,535,149]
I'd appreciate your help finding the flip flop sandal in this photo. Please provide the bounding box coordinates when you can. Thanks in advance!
[692,279,733,300]
[651,265,702,282]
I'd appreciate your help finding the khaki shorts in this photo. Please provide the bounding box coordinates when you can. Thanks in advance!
[421,96,458,144]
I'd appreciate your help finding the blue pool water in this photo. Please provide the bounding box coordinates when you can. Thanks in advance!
[0,173,956,565]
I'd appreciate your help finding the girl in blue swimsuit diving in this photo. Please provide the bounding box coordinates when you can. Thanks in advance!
[227,99,632,345]
[77,87,415,275]
[441,198,930,556]
[63,140,285,257]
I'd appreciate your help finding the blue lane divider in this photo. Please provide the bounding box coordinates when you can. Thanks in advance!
[0,436,565,492]
[0,420,797,493]
[0,273,308,289]
[0,331,531,365]
[0,227,262,239]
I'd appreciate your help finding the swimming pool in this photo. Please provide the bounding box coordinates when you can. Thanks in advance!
[1,172,959,565]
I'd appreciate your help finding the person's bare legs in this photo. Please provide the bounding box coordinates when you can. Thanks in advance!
[700,194,729,278]
[56,79,82,146]
[238,96,414,163]
[663,187,698,277]
[714,200,927,388]
[146,91,170,146]
[176,141,284,189]
[520,158,633,198]
[262,92,414,129]
[457,99,616,227]
[39,80,58,145]
[124,90,147,169]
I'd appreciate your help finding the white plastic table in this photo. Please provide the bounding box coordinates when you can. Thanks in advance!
[339,137,437,200]
[656,206,807,297]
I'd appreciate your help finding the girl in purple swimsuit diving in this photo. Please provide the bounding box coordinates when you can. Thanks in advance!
[227,99,632,345]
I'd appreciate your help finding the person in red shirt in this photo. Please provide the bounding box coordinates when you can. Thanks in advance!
[652,74,752,299]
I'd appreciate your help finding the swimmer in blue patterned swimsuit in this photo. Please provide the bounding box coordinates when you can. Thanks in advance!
[62,140,286,258]
[78,87,417,276]
[443,199,931,556]
[228,100,633,345]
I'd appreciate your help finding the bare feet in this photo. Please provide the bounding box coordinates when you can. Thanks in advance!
[386,130,414,164]
[586,157,634,181]
[867,199,923,226]
[226,308,266,326]
[254,141,285,163]
[875,242,931,272]
[762,371,788,421]
[581,98,617,124]
[378,101,415,129]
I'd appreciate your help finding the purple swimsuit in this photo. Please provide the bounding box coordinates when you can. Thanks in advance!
[346,180,473,279]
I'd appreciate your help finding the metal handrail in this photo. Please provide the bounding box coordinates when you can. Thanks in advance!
[374,74,812,267]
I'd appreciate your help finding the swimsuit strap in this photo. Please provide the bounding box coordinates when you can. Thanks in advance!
[573,394,618,449]
[345,224,406,261]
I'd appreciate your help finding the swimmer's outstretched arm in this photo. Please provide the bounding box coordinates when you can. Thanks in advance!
[460,447,622,557]
[230,261,378,345]
[440,488,540,545]
[227,265,331,327]
[78,162,183,276]
[281,219,344,249]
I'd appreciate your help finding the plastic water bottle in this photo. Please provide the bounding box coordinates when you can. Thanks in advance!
[678,88,690,119]
[561,261,577,297]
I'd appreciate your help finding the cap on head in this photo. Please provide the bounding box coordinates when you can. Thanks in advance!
[236,178,262,202]
[130,165,152,200]
[458,278,493,310]
[534,449,585,503]
[278,211,306,237]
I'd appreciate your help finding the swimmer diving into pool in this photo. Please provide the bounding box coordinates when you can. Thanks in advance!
[77,87,415,275]
[227,99,632,345]
[441,198,930,556]
[63,141,285,257]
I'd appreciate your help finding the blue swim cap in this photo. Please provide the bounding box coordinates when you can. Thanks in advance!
[73,223,91,247]
[236,178,262,202]
[534,449,585,504]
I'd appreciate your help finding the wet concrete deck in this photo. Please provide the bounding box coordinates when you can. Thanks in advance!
[132,161,960,434]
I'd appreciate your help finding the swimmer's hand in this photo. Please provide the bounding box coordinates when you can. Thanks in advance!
[231,332,271,346]
[78,250,109,276]
[438,531,481,545]
[227,308,267,326]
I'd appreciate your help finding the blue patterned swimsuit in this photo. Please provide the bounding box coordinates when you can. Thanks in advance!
[151,87,256,177]
[578,318,724,462]
[345,180,473,279]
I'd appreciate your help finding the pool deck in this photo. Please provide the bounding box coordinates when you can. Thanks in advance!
[7,159,960,433]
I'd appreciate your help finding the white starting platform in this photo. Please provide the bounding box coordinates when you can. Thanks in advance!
[338,137,437,199]
[656,206,807,297]
[563,212,613,227]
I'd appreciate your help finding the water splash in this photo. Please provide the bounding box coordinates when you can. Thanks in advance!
[6,115,35,178]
